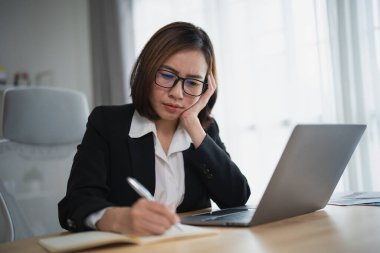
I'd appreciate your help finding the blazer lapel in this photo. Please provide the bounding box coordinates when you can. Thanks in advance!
[128,133,156,196]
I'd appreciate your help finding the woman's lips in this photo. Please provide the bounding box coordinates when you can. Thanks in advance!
[163,103,182,113]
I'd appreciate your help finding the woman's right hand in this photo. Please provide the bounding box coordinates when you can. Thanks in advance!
[96,198,180,236]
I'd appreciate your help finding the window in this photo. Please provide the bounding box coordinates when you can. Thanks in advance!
[326,0,380,191]
[129,0,380,204]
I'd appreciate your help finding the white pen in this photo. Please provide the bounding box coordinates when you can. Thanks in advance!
[126,177,182,231]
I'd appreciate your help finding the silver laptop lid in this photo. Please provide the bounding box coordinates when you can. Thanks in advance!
[250,124,366,226]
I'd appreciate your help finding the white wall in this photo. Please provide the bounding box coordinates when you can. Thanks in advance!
[0,0,93,107]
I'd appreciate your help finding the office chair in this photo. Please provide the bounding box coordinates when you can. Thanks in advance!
[0,87,89,241]
[0,178,33,243]
[0,185,14,242]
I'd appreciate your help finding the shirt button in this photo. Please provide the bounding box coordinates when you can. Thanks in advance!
[67,218,76,228]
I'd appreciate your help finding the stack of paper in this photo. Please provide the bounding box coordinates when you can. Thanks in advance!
[329,192,380,206]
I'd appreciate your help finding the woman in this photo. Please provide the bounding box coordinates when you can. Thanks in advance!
[58,22,251,236]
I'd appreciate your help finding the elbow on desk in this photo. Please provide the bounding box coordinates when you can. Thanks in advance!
[215,183,251,209]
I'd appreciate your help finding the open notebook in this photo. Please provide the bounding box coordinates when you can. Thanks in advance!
[39,224,218,253]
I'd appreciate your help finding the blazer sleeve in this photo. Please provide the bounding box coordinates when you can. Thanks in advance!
[58,107,114,232]
[184,120,251,208]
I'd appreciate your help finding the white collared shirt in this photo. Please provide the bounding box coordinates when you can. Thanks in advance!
[129,111,192,207]
[85,110,192,229]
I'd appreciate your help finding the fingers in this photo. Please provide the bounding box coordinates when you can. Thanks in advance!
[205,72,217,97]
[207,72,217,92]
[197,73,216,106]
[192,73,216,108]
[179,72,217,124]
[95,200,180,236]
[128,199,180,236]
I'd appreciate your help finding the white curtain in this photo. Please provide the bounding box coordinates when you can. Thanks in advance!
[124,0,380,203]
[327,0,380,191]
[89,0,134,106]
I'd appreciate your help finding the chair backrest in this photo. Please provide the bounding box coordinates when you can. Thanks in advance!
[0,87,89,241]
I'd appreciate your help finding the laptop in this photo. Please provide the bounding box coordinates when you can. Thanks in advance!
[181,124,366,227]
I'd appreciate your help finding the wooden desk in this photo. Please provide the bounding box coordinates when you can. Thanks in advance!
[1,205,379,253]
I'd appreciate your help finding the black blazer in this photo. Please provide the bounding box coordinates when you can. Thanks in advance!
[58,104,250,232]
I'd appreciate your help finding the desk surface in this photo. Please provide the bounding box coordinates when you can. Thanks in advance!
[1,205,379,253]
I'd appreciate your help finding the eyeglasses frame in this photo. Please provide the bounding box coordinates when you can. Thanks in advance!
[154,69,208,97]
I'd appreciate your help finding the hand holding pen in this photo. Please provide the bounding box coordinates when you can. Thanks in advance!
[127,177,182,231]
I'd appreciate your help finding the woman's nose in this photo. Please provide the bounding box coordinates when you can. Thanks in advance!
[169,79,184,99]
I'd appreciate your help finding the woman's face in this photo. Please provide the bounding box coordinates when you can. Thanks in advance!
[150,49,208,122]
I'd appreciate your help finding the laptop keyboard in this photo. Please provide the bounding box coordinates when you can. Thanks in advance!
[202,209,255,222]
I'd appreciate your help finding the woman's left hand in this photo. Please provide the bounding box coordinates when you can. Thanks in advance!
[180,72,217,121]
[180,72,217,147]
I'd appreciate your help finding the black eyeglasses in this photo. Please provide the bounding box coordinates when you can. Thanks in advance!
[155,69,208,97]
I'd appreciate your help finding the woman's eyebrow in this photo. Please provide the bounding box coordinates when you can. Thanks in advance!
[161,65,204,80]
[161,65,178,74]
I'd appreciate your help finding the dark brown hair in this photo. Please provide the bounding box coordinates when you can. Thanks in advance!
[130,21,217,130]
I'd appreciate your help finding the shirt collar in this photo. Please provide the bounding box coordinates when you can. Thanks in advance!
[168,123,192,154]
[129,111,192,154]
[129,110,156,138]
